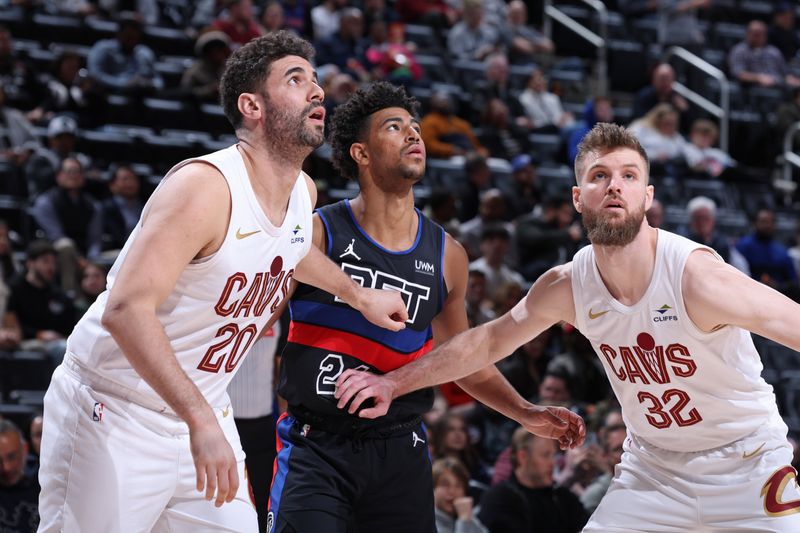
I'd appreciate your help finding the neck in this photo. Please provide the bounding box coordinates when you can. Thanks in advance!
[591,224,658,306]
[348,184,418,251]
[236,138,306,225]
[514,467,545,489]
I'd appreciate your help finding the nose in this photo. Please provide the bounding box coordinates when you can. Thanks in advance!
[406,124,420,142]
[310,80,324,104]
[606,172,624,193]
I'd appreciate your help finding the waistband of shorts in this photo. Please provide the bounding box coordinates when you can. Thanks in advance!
[630,418,788,457]
[62,351,175,414]
[288,405,421,438]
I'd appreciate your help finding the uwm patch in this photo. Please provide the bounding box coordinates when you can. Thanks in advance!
[761,465,800,517]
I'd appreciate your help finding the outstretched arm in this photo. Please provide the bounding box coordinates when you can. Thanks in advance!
[292,197,408,332]
[683,249,800,351]
[438,236,584,448]
[335,263,584,446]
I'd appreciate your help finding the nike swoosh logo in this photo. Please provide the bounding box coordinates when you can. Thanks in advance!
[588,308,610,320]
[743,441,766,459]
[236,228,261,240]
[222,406,230,418]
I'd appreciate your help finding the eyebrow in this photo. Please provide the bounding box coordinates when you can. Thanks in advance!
[379,116,420,128]
[283,66,318,83]
[587,162,641,172]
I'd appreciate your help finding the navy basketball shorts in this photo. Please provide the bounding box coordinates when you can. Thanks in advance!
[267,412,435,533]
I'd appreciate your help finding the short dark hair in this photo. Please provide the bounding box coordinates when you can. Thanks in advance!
[26,239,55,261]
[329,82,419,182]
[219,31,315,131]
[574,123,649,183]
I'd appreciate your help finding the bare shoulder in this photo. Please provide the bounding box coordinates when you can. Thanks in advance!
[142,161,230,226]
[682,248,740,293]
[442,232,469,294]
[138,161,231,259]
[311,211,325,251]
[301,171,318,207]
[443,232,468,267]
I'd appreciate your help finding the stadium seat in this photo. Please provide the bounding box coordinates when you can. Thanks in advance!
[0,403,38,433]
[682,179,736,210]
[415,54,452,84]
[85,16,118,42]
[0,351,54,402]
[75,129,136,166]
[7,389,46,409]
[404,24,440,53]
[140,134,204,173]
[608,40,648,93]
[451,60,486,92]
[200,104,233,135]
[538,164,574,199]
[143,25,193,56]
[528,133,562,163]
[144,98,200,131]
[31,13,87,45]
[712,22,746,51]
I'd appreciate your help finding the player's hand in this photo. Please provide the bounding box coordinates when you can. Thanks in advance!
[334,368,397,418]
[353,287,408,332]
[518,405,586,450]
[189,419,239,507]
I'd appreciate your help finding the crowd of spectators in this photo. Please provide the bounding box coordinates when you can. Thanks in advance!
[2,1,800,532]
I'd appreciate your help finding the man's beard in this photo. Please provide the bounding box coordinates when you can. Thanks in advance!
[582,199,645,247]
[262,97,325,152]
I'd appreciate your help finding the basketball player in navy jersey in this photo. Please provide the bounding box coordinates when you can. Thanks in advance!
[36,32,407,533]
[268,82,583,533]
[336,123,800,531]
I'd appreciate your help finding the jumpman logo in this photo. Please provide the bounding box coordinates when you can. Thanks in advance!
[339,239,361,261]
[412,431,426,448]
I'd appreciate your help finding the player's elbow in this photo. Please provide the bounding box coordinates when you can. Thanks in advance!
[100,301,126,333]
[101,298,144,335]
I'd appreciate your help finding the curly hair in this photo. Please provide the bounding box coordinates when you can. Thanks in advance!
[219,31,315,131]
[329,82,419,182]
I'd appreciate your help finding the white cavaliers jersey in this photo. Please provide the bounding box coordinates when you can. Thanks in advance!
[572,230,782,452]
[66,145,313,411]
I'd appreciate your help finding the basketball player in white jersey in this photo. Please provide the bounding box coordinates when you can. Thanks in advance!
[336,123,800,531]
[37,31,407,533]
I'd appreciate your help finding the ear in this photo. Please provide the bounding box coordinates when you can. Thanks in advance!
[644,184,654,210]
[237,93,262,122]
[572,185,582,213]
[349,142,368,166]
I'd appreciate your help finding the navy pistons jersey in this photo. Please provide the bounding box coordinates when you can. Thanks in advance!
[279,199,447,423]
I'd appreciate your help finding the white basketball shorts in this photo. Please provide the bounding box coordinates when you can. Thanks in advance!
[584,421,800,532]
[37,359,258,533]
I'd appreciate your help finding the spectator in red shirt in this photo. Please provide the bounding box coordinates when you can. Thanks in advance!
[395,0,457,29]
[212,0,264,48]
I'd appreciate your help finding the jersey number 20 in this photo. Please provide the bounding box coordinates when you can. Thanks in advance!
[197,323,259,373]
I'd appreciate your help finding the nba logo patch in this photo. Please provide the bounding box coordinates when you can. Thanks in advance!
[300,424,311,437]
[92,402,104,421]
